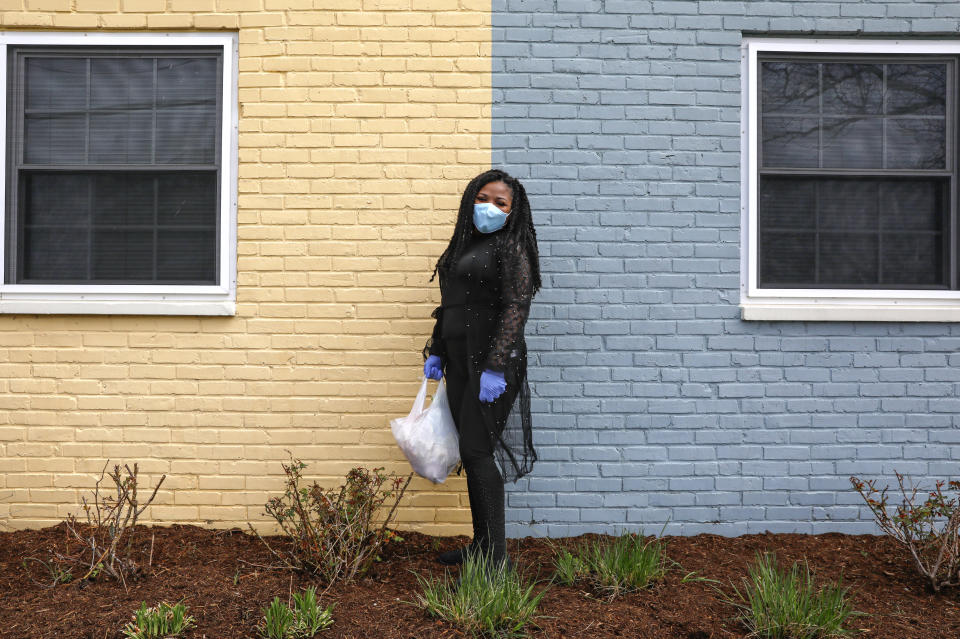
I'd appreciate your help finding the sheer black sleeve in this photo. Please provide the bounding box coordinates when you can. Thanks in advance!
[423,269,446,361]
[423,304,445,361]
[484,236,533,372]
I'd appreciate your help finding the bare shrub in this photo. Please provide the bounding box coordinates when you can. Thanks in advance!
[851,472,960,592]
[251,457,411,585]
[48,462,166,589]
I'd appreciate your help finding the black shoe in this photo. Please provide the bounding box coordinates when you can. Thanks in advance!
[437,544,473,566]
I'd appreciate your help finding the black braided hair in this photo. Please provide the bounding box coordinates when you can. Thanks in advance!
[430,169,542,294]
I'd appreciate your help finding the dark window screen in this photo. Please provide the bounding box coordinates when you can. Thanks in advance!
[758,57,954,289]
[6,48,221,284]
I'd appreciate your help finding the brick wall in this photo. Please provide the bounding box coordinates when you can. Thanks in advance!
[8,0,960,540]
[0,0,490,534]
[495,0,960,537]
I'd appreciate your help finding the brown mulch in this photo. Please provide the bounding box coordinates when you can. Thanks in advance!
[2,523,959,639]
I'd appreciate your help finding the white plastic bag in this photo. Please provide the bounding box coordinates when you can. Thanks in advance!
[391,377,460,483]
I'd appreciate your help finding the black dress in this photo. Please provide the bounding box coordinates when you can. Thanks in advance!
[424,229,537,483]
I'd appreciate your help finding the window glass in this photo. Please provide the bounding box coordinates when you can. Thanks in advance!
[11,49,220,285]
[758,57,951,290]
[759,177,946,288]
[760,60,948,171]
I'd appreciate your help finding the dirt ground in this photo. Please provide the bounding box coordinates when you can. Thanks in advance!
[3,523,960,639]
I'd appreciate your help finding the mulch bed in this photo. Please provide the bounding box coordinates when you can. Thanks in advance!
[3,523,959,638]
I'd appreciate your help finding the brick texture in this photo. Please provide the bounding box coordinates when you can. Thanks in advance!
[494,0,960,537]
[0,2,490,534]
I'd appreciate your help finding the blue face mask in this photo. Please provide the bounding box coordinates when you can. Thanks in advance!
[473,202,509,233]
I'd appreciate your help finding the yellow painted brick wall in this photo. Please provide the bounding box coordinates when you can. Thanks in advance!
[0,0,490,535]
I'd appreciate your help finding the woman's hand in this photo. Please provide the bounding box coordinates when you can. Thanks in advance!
[478,369,506,403]
[424,355,444,380]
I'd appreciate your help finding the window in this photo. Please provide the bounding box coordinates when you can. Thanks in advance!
[742,39,960,321]
[0,32,236,315]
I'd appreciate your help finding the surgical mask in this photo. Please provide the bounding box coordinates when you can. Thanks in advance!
[473,202,508,233]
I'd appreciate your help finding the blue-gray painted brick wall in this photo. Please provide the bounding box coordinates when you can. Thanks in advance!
[493,0,960,538]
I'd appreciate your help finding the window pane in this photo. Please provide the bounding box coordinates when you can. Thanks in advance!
[819,180,877,230]
[158,229,216,281]
[822,117,883,168]
[885,118,946,169]
[759,180,816,229]
[90,58,153,110]
[760,232,816,285]
[761,62,819,113]
[93,174,154,226]
[156,106,216,164]
[157,174,217,225]
[25,57,86,110]
[880,180,944,231]
[158,58,216,105]
[25,173,90,226]
[90,111,154,164]
[24,114,86,164]
[93,229,153,279]
[822,63,882,114]
[887,64,946,115]
[22,228,89,280]
[758,177,947,288]
[820,233,879,285]
[761,116,818,167]
[883,234,942,285]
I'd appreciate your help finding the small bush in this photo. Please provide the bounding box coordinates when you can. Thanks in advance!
[415,551,546,638]
[851,472,960,592]
[258,587,334,639]
[551,533,667,600]
[252,457,411,584]
[725,552,861,639]
[22,462,165,590]
[121,601,195,639]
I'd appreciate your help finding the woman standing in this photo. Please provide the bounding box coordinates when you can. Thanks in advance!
[422,169,541,570]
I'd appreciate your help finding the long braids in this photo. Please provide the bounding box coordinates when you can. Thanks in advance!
[431,169,542,294]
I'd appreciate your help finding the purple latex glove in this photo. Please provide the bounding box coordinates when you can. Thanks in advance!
[478,369,506,403]
[424,355,444,380]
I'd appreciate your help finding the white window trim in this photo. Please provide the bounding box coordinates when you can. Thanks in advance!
[741,37,960,322]
[0,31,238,316]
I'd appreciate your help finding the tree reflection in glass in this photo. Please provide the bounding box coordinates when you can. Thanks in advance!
[760,61,946,170]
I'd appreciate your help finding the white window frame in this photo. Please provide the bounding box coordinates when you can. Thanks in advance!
[741,37,960,322]
[0,31,238,316]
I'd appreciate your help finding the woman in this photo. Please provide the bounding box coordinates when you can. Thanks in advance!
[422,169,541,570]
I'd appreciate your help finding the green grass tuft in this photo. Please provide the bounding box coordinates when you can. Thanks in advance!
[551,532,667,599]
[415,551,547,638]
[725,552,864,639]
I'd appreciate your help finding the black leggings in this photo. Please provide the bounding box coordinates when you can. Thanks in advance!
[442,338,517,563]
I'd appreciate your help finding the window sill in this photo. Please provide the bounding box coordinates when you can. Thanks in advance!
[0,296,235,316]
[741,299,960,322]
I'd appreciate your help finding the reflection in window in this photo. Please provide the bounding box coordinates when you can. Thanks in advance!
[761,61,946,170]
